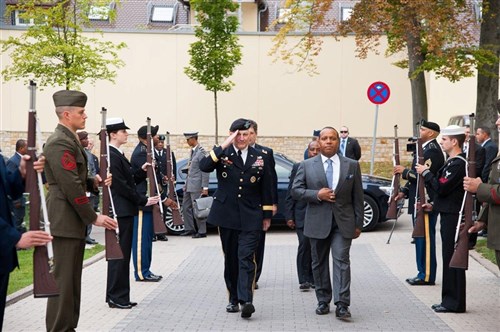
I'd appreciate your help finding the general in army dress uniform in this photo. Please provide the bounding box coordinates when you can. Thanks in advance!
[44,90,117,332]
[199,118,273,319]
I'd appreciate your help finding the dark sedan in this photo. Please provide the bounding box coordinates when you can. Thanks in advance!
[164,153,394,234]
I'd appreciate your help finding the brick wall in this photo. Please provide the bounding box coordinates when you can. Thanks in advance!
[0,131,414,164]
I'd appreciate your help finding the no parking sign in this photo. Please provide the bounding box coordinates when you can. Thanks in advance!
[367,81,390,105]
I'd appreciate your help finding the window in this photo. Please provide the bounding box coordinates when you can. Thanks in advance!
[150,5,174,23]
[12,10,34,26]
[88,5,111,21]
[340,7,353,21]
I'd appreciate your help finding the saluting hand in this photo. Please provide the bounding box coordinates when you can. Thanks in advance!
[221,130,239,149]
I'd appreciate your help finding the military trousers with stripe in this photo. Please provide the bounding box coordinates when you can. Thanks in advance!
[132,210,155,280]
[413,210,438,283]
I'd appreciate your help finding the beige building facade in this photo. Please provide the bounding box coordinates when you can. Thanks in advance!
[0,29,488,162]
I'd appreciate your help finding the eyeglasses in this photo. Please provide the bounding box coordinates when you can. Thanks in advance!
[340,131,348,133]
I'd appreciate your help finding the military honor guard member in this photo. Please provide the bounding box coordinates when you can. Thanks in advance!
[181,131,210,238]
[199,118,273,319]
[416,125,467,313]
[44,90,117,331]
[292,127,363,320]
[130,124,177,282]
[394,120,445,286]
[106,118,160,309]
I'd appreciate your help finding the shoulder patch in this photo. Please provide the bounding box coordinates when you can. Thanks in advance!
[424,158,432,168]
[61,151,77,170]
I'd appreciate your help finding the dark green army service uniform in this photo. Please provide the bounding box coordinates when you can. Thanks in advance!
[44,92,98,332]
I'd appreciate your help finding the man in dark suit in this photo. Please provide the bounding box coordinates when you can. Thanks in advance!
[476,126,498,182]
[181,132,209,238]
[338,126,361,160]
[285,139,320,291]
[0,153,51,331]
[6,139,28,234]
[247,119,278,288]
[105,118,160,309]
[292,126,363,320]
[44,90,117,332]
[199,118,273,319]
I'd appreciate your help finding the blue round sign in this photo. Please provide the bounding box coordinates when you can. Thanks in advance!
[367,81,390,105]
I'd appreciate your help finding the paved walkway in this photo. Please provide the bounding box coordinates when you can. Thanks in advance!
[5,214,499,331]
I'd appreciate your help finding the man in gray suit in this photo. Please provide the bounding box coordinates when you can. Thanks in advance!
[292,126,363,320]
[181,132,210,238]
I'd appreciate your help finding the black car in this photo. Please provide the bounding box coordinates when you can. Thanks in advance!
[163,153,395,234]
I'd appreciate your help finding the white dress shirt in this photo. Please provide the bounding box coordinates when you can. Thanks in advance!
[321,154,340,191]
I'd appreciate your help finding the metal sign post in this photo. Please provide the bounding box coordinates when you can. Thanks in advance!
[367,81,390,175]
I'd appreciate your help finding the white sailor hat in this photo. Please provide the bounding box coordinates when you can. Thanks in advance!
[441,125,465,136]
[106,117,130,133]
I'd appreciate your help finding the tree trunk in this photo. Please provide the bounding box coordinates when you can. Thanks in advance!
[406,23,428,137]
[475,0,500,142]
[214,90,219,145]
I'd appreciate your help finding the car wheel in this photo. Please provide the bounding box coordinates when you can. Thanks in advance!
[164,205,185,235]
[363,194,380,232]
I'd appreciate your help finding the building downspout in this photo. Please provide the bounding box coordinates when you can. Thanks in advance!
[257,0,268,32]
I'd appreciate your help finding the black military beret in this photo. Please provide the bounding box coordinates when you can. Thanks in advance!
[53,90,87,107]
[137,125,159,139]
[313,129,321,137]
[106,117,130,133]
[420,119,440,133]
[229,118,251,132]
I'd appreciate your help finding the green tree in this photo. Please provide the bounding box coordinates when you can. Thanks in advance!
[1,0,126,90]
[184,0,242,144]
[271,0,496,132]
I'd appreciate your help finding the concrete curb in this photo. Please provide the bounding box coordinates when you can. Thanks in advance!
[6,251,105,306]
[470,249,500,278]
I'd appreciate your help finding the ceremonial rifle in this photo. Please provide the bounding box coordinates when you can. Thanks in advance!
[412,137,426,238]
[386,125,400,243]
[99,107,124,260]
[166,131,183,226]
[26,80,59,297]
[449,113,476,269]
[146,118,168,234]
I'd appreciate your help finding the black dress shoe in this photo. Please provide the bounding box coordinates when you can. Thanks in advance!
[315,302,330,315]
[85,237,98,245]
[433,304,454,313]
[241,302,255,318]
[254,283,259,290]
[226,303,239,313]
[299,282,311,291]
[150,273,163,279]
[335,304,351,320]
[129,302,137,307]
[108,299,132,309]
[192,233,207,238]
[405,277,435,286]
[157,234,169,241]
[137,275,161,282]
[180,230,195,236]
[431,303,441,310]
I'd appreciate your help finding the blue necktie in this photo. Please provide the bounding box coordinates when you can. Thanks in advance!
[326,159,333,189]
[340,139,346,156]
